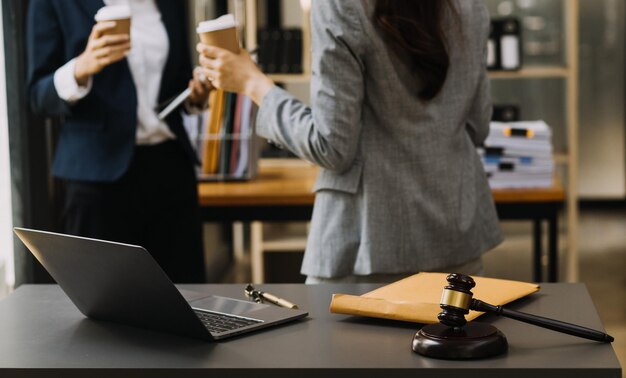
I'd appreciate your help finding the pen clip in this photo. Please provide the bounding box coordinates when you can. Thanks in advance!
[244,284,299,309]
[244,284,262,303]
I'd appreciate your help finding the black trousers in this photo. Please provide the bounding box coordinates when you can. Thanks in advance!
[62,140,206,283]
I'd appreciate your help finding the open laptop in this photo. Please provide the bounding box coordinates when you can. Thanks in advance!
[13,227,308,341]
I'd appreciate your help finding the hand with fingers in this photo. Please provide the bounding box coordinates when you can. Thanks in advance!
[196,43,275,105]
[187,67,214,107]
[74,21,131,86]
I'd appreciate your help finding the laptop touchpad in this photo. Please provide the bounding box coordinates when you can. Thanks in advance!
[190,295,270,315]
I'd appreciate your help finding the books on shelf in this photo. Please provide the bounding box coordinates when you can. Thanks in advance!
[198,90,257,181]
[492,104,521,122]
[478,120,554,189]
[488,18,522,71]
[257,28,303,74]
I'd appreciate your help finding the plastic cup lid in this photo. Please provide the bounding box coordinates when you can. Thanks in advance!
[94,5,131,22]
[197,14,237,34]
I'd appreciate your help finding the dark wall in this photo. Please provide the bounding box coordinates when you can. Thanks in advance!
[2,0,59,285]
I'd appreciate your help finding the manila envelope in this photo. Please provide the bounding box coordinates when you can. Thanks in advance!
[330,272,539,323]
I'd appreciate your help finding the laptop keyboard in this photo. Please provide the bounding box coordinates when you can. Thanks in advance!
[194,310,263,334]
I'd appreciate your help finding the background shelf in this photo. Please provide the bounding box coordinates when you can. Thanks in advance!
[489,66,571,79]
[268,74,311,84]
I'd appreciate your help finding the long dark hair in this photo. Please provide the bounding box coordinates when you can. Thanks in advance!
[374,0,453,101]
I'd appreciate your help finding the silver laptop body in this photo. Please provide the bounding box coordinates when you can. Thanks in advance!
[14,227,308,341]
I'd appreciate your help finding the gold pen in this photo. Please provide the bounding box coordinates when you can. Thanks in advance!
[259,291,299,309]
[244,284,299,309]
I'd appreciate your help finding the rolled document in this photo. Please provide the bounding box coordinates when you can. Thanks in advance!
[157,87,192,121]
[157,68,207,120]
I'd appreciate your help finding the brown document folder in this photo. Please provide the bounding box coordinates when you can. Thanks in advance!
[330,273,539,323]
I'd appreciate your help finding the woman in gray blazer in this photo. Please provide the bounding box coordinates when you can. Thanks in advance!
[198,0,503,282]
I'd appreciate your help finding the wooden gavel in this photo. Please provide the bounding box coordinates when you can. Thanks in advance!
[438,273,614,343]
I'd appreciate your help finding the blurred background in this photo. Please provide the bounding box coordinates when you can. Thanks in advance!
[0,0,624,373]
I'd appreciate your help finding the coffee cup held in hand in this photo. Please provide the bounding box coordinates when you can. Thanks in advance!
[94,5,131,36]
[197,14,239,54]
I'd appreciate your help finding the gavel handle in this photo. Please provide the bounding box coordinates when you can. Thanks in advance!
[471,299,614,343]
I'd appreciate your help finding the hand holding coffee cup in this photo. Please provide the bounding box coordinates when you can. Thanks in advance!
[74,5,132,86]
[196,14,274,104]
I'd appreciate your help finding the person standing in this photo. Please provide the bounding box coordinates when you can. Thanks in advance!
[197,0,503,283]
[27,0,211,282]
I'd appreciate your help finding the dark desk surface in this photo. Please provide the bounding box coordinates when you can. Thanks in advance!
[0,284,620,378]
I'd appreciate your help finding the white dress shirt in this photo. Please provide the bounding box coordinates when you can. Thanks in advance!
[53,0,175,145]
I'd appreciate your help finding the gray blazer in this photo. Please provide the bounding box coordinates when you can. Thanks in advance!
[256,0,503,278]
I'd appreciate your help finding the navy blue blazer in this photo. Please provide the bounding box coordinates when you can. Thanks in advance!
[27,0,195,182]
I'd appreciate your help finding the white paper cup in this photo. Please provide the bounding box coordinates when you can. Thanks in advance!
[197,14,239,53]
[95,5,131,36]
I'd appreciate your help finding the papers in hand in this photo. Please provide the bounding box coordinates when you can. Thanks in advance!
[158,68,207,121]
[157,87,192,121]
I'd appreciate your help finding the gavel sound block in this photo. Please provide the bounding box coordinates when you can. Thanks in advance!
[412,273,614,360]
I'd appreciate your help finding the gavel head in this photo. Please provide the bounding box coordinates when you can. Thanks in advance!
[437,273,475,328]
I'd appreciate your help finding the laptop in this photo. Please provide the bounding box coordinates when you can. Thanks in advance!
[13,227,308,341]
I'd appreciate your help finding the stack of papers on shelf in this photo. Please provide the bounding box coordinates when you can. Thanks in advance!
[478,120,555,188]
[200,90,256,178]
[329,273,539,324]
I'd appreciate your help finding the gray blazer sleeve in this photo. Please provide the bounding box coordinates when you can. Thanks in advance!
[255,1,366,172]
[465,5,492,147]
